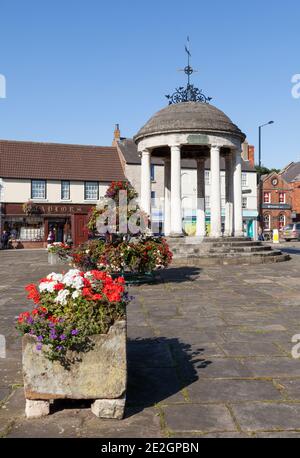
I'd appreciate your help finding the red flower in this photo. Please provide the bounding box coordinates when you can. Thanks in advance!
[32,309,39,315]
[39,306,48,314]
[54,283,64,291]
[25,284,40,304]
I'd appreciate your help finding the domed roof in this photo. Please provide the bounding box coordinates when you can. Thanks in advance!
[134,102,245,142]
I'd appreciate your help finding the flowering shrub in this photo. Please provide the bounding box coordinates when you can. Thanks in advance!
[87,180,149,237]
[48,242,72,262]
[22,201,41,216]
[71,237,172,274]
[71,239,106,271]
[16,269,128,365]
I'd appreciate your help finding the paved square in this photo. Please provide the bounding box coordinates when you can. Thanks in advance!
[1,250,300,438]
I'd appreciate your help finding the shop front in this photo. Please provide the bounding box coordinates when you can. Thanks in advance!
[2,203,94,248]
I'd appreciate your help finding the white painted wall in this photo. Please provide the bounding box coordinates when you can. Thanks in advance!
[2,178,109,204]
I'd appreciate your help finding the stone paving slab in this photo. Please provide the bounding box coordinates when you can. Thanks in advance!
[162,404,237,434]
[1,250,300,437]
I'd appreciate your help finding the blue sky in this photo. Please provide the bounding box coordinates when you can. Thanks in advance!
[0,0,299,169]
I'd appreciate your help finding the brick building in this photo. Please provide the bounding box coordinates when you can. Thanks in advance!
[261,162,300,234]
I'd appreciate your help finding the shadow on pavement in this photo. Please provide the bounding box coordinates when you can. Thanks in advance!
[280,248,300,256]
[126,337,211,417]
[156,267,202,284]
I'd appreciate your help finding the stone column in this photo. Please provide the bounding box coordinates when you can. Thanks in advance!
[210,145,222,238]
[233,148,244,237]
[164,158,171,236]
[224,152,234,237]
[196,158,206,237]
[140,149,151,217]
[170,145,183,237]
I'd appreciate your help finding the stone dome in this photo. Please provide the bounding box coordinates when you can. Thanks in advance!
[134,102,245,142]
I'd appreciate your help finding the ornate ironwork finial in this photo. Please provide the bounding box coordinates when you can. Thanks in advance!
[166,37,212,105]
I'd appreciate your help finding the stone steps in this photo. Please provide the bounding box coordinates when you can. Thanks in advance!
[166,236,290,266]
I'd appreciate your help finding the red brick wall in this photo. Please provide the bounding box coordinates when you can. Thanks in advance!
[291,181,300,218]
[261,174,292,231]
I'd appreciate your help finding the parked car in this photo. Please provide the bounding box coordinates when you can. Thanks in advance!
[282,223,300,241]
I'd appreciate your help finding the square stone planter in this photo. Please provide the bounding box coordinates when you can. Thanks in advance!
[48,252,70,265]
[22,320,127,419]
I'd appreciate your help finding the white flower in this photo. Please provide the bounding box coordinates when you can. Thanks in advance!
[72,290,80,299]
[39,281,56,293]
[55,289,70,305]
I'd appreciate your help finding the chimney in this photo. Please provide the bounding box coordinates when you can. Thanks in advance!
[248,145,255,168]
[241,141,249,161]
[112,124,121,146]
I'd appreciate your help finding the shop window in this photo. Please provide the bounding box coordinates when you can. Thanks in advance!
[263,192,271,204]
[242,197,247,209]
[61,181,70,200]
[263,214,271,231]
[84,181,99,201]
[279,192,286,204]
[279,214,285,230]
[4,216,44,242]
[31,180,46,199]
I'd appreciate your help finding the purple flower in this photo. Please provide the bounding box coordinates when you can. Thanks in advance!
[56,345,63,351]
[60,334,67,341]
[71,329,79,336]
[50,332,57,340]
[36,344,42,351]
[37,335,43,342]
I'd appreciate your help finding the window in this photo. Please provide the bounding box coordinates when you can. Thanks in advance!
[221,197,226,208]
[31,180,46,199]
[61,181,70,200]
[150,164,155,181]
[205,196,210,208]
[205,171,210,186]
[263,214,271,231]
[279,192,286,204]
[84,181,99,201]
[151,191,156,200]
[242,197,247,209]
[242,173,247,187]
[279,214,285,230]
[263,192,271,204]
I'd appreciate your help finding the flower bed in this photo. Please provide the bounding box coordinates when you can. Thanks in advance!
[47,242,72,265]
[71,237,173,274]
[17,269,129,419]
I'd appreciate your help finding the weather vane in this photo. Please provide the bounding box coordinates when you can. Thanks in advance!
[166,37,212,105]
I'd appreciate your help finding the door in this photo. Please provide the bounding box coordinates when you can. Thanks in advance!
[73,214,88,246]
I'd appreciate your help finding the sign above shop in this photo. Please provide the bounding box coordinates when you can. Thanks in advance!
[262,203,291,210]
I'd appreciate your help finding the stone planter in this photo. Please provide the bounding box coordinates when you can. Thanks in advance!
[22,320,127,419]
[48,252,70,265]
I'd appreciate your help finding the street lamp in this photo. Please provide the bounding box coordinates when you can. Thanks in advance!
[258,121,274,230]
[258,121,274,169]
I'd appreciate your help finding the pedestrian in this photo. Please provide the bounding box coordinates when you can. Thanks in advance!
[258,225,265,242]
[1,230,10,249]
[47,228,55,245]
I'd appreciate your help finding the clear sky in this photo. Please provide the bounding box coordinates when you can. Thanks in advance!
[0,0,299,169]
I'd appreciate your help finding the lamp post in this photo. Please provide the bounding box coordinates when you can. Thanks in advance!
[259,121,274,169]
[258,121,274,233]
